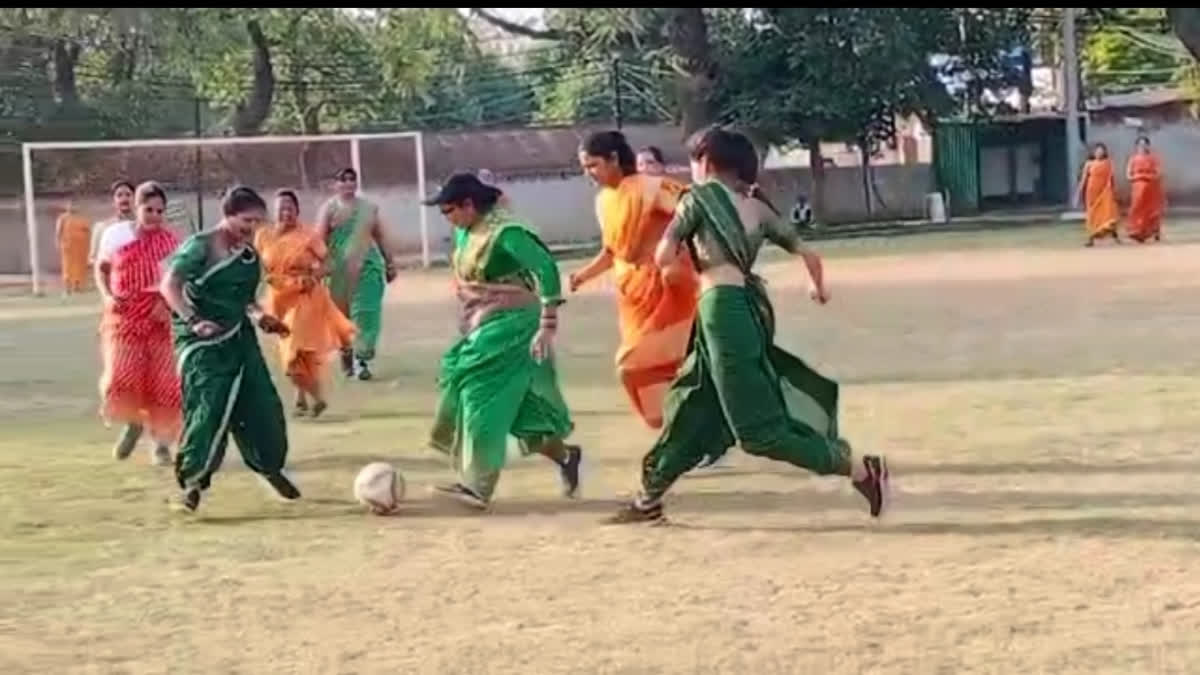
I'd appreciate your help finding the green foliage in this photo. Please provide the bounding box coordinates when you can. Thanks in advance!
[714,8,1031,152]
[1084,9,1182,95]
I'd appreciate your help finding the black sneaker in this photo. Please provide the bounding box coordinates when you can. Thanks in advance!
[170,487,202,513]
[355,358,372,381]
[557,445,582,499]
[603,498,665,525]
[340,349,354,378]
[852,455,889,518]
[310,400,327,419]
[265,472,302,501]
[433,483,488,510]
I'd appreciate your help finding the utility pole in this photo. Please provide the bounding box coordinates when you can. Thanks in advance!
[611,56,624,130]
[194,96,205,231]
[1063,7,1082,207]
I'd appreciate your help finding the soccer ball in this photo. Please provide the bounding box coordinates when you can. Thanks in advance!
[353,462,405,515]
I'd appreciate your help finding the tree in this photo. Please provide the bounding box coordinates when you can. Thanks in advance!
[1085,9,1181,95]
[713,8,1030,219]
[1168,8,1200,60]
[471,7,716,134]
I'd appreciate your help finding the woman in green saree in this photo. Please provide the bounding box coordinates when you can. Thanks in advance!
[607,126,890,524]
[160,186,299,513]
[318,167,397,381]
[424,172,582,510]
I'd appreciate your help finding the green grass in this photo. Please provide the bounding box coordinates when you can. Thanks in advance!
[2,222,1200,674]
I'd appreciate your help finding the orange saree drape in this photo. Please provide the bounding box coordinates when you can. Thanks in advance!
[1127,153,1165,242]
[596,174,699,429]
[256,224,356,394]
[1083,159,1120,238]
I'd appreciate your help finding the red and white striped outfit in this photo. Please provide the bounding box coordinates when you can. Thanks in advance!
[97,225,183,444]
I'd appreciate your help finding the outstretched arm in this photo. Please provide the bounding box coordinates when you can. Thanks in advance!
[569,249,613,291]
[762,202,829,304]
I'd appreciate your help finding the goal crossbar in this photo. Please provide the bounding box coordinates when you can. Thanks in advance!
[21,130,429,295]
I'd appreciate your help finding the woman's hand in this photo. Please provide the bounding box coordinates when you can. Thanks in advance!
[530,304,558,362]
[258,314,290,337]
[191,319,222,338]
[568,271,585,293]
[530,327,555,363]
[809,283,830,305]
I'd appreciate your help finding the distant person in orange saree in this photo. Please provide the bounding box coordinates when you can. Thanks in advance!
[1076,143,1122,247]
[573,131,699,429]
[256,189,356,417]
[1126,135,1165,243]
[56,198,91,294]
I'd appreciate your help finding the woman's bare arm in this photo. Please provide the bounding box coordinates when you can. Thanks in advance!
[95,261,115,302]
[569,249,613,291]
[159,267,195,320]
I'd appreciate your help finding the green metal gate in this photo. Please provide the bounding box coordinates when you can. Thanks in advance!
[933,123,980,216]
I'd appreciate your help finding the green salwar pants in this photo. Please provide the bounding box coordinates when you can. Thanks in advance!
[640,285,851,502]
[174,324,289,491]
[430,304,573,501]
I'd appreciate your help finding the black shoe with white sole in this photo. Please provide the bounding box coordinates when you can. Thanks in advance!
[557,445,582,499]
[433,483,488,510]
[170,487,202,513]
[265,472,301,500]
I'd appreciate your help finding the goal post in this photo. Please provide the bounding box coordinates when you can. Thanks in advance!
[19,130,429,296]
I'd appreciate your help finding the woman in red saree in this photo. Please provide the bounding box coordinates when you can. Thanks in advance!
[95,181,182,464]
[1126,135,1165,243]
[573,131,699,429]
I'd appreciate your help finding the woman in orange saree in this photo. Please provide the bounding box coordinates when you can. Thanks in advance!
[1126,135,1165,243]
[573,131,699,429]
[55,198,91,294]
[95,181,182,464]
[1076,143,1122,246]
[255,190,356,417]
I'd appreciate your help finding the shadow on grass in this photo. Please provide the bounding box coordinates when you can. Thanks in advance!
[661,488,1200,513]
[289,453,448,472]
[670,516,1200,542]
[680,459,1200,480]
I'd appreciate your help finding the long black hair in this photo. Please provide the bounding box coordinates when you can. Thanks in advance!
[581,130,636,176]
[688,125,781,216]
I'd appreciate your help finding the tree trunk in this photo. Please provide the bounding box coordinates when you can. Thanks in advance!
[231,18,275,136]
[665,8,716,136]
[1169,8,1200,60]
[52,40,81,109]
[808,141,826,224]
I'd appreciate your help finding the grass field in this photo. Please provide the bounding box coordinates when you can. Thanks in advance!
[3,220,1200,674]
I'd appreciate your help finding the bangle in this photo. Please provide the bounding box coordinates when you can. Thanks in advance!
[539,305,559,331]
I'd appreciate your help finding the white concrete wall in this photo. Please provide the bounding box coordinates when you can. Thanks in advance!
[1,163,934,276]
[1088,120,1200,203]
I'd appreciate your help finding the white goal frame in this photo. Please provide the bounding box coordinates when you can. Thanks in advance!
[21,130,428,295]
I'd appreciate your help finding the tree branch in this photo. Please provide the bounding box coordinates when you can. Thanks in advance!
[468,8,565,40]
